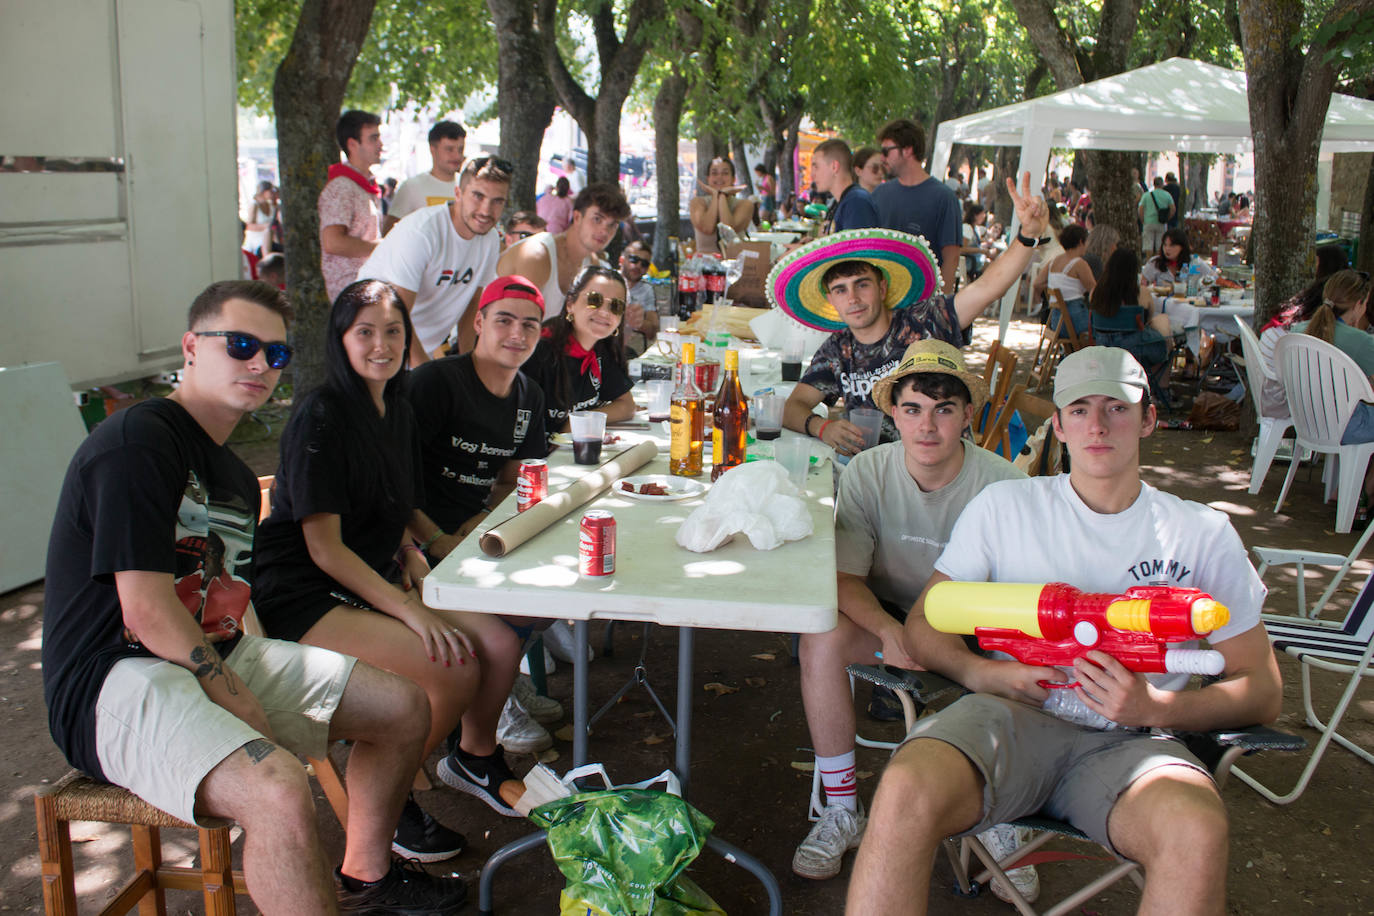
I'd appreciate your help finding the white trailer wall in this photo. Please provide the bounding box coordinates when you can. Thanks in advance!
[0,0,240,387]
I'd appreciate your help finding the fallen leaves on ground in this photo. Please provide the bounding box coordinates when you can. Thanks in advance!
[704,682,739,696]
[790,761,815,773]
[643,734,667,746]
[745,676,766,687]
[537,748,560,763]
[751,652,776,661]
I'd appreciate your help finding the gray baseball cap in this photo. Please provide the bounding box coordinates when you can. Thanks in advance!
[1053,347,1149,408]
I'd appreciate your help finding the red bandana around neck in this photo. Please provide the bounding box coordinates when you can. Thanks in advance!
[563,336,601,383]
[328,163,381,197]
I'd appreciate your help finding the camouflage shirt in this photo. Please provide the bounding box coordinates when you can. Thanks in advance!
[800,295,968,442]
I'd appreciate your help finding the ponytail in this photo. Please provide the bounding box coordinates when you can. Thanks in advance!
[1304,304,1336,344]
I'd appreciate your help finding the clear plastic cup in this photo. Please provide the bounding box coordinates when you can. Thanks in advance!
[753,391,783,440]
[775,436,811,490]
[849,407,884,451]
[646,380,673,422]
[569,411,607,464]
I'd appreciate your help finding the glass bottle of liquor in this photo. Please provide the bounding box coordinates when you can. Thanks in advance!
[711,349,749,481]
[669,342,704,477]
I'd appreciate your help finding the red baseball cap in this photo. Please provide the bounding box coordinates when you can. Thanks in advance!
[478,275,545,313]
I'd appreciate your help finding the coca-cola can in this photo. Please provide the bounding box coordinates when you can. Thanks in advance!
[578,510,616,576]
[516,459,548,512]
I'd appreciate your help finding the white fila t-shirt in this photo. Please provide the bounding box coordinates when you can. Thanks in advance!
[360,203,499,353]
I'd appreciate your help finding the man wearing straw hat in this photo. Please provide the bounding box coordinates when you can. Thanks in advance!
[772,173,1050,457]
[793,340,1024,884]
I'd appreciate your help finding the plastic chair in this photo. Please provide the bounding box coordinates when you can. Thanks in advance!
[981,385,1058,472]
[1251,518,1374,623]
[1272,334,1374,534]
[1231,566,1374,804]
[847,664,1304,914]
[1232,317,1295,495]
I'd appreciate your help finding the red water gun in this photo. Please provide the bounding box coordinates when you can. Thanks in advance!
[925,581,1230,688]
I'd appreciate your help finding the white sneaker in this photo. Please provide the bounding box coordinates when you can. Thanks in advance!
[792,803,866,880]
[518,645,556,676]
[542,620,593,664]
[512,674,564,725]
[496,697,552,754]
[978,823,1040,905]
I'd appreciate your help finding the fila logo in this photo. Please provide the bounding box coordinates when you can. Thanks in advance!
[436,267,475,288]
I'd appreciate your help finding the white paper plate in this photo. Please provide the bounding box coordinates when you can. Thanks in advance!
[613,475,706,501]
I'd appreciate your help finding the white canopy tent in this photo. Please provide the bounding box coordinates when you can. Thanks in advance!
[927,57,1374,337]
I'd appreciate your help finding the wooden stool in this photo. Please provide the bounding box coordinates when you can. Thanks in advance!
[35,770,247,916]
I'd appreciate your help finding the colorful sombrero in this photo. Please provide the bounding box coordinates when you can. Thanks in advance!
[766,228,941,332]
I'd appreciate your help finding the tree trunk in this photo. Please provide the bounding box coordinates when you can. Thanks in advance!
[1360,156,1374,275]
[779,115,803,206]
[652,72,688,263]
[272,0,377,398]
[1083,150,1141,252]
[1238,0,1372,325]
[731,137,753,195]
[993,146,1019,226]
[487,0,557,212]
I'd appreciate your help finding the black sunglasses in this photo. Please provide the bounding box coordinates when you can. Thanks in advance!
[623,254,650,268]
[513,230,535,240]
[880,145,900,156]
[195,331,293,369]
[584,290,626,315]
[472,155,515,174]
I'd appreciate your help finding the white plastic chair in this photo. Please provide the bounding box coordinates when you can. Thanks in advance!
[1232,566,1374,804]
[1233,317,1295,495]
[1272,334,1374,534]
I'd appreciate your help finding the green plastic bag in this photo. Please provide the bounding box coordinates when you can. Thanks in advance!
[531,787,723,916]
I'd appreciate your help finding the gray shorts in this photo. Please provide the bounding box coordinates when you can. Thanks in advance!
[95,635,355,825]
[899,694,1209,853]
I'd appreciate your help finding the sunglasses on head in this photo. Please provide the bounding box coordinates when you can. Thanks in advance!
[584,290,626,315]
[194,331,294,369]
[513,230,534,240]
[473,155,515,174]
[624,254,649,268]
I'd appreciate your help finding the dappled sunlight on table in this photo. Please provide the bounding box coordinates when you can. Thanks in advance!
[681,560,748,579]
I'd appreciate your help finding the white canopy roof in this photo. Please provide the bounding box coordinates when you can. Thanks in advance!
[930,57,1374,162]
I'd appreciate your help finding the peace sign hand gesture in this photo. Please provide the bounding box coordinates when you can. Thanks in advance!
[1006,171,1050,239]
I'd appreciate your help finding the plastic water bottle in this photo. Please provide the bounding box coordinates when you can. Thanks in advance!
[1185,262,1200,298]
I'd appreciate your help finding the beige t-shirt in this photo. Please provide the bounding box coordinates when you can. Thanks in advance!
[835,439,1024,612]
[389,172,456,222]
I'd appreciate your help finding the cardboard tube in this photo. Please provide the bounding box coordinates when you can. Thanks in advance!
[479,441,658,558]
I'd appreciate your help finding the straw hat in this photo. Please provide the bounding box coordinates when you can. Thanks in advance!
[765,228,942,332]
[870,339,988,415]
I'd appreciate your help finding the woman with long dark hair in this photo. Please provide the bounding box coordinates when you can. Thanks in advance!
[524,266,637,441]
[1142,227,1215,288]
[252,279,483,862]
[1089,249,1173,402]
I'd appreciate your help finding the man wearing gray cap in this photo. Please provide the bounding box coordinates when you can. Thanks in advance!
[848,347,1281,915]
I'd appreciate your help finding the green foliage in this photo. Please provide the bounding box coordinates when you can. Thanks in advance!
[235,0,497,114]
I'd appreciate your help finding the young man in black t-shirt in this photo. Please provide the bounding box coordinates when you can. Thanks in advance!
[42,280,465,914]
[405,275,557,815]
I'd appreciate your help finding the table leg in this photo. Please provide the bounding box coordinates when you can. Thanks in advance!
[573,619,589,768]
[676,626,694,799]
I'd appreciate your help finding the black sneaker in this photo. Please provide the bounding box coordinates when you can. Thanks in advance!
[335,858,467,914]
[391,793,466,863]
[866,684,904,722]
[437,746,520,817]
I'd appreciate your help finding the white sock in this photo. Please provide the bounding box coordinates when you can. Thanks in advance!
[816,751,858,812]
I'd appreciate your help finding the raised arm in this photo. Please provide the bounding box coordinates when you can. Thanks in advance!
[952,172,1049,328]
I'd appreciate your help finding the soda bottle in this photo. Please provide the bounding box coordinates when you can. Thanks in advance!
[711,349,749,481]
[670,342,704,477]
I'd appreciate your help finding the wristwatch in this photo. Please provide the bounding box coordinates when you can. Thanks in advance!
[1016,230,1052,248]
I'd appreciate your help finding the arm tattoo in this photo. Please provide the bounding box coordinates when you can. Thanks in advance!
[189,637,239,696]
[242,738,276,765]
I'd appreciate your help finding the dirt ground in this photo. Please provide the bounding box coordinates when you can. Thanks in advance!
[2,317,1371,914]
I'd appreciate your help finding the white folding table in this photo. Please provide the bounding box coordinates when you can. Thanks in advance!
[424,426,838,914]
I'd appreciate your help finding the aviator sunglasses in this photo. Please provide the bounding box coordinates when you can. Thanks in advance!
[623,254,650,268]
[194,331,294,369]
[583,290,626,315]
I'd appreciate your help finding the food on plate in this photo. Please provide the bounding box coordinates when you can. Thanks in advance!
[620,481,670,496]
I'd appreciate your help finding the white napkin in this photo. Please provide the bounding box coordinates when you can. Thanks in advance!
[675,461,813,552]
[748,307,831,355]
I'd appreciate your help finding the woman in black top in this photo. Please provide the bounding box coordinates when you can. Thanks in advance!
[253,279,479,859]
[525,266,636,441]
[1088,249,1173,402]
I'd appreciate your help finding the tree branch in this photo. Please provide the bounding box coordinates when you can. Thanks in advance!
[535,0,595,127]
[1008,0,1083,87]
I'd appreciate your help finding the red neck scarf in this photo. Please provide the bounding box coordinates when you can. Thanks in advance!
[543,328,602,383]
[328,162,381,197]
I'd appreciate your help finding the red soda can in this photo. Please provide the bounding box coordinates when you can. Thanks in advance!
[516,459,548,512]
[579,510,616,576]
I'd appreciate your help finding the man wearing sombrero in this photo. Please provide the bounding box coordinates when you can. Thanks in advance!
[772,172,1050,456]
[793,340,1024,885]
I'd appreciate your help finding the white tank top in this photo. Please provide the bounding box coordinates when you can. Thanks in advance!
[531,232,603,317]
[1048,256,1087,301]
